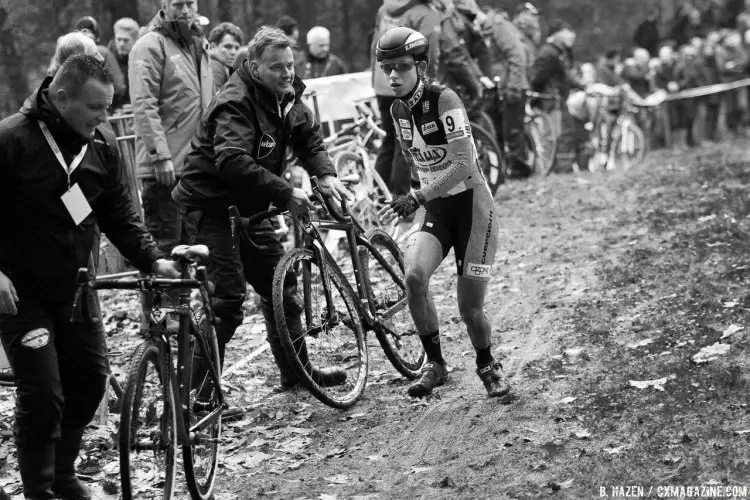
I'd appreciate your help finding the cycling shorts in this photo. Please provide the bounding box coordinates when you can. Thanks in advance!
[416,188,498,281]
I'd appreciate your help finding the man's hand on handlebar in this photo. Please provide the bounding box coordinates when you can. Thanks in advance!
[0,271,18,316]
[152,259,181,279]
[287,187,317,218]
[318,174,353,203]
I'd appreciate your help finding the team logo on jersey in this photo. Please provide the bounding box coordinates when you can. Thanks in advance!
[421,121,438,135]
[398,119,411,128]
[422,100,430,113]
[409,146,447,166]
[401,128,413,140]
[258,133,276,159]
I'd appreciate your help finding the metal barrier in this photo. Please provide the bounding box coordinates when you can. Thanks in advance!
[108,112,141,217]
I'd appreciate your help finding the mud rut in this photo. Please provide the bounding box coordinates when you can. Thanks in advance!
[223,159,647,499]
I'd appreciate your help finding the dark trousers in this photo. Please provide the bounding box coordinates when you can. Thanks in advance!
[142,178,183,255]
[181,210,302,362]
[487,94,528,171]
[375,95,411,196]
[0,292,108,448]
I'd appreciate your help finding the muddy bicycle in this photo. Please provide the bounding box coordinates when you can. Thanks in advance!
[73,244,222,500]
[230,177,424,409]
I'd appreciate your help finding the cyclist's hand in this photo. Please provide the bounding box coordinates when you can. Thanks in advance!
[287,187,316,218]
[154,159,176,187]
[0,271,19,315]
[480,76,495,90]
[379,193,420,225]
[152,259,181,279]
[318,174,353,202]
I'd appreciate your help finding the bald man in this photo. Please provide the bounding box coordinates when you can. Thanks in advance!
[295,26,348,79]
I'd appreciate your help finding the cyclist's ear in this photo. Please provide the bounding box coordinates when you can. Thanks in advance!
[416,60,428,77]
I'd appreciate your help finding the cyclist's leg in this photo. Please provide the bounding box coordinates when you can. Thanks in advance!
[181,209,246,366]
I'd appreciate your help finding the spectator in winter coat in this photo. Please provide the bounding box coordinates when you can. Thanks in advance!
[370,0,442,196]
[655,44,690,150]
[129,0,214,256]
[621,48,652,96]
[295,26,349,80]
[208,22,244,92]
[513,5,542,79]
[634,5,662,56]
[702,32,726,140]
[720,31,749,134]
[73,16,127,107]
[109,18,140,110]
[596,49,625,87]
[671,6,707,47]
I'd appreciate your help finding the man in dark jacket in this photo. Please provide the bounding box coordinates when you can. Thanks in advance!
[173,26,351,390]
[0,54,177,500]
[633,5,661,57]
[209,22,244,92]
[295,26,349,80]
[109,17,140,110]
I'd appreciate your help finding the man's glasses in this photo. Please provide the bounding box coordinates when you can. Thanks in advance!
[380,62,416,74]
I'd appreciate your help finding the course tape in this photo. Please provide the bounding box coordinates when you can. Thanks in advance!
[664,77,750,101]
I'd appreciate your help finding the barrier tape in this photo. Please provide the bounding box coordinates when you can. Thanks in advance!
[664,77,750,101]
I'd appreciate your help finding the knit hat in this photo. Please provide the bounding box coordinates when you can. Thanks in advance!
[547,19,573,38]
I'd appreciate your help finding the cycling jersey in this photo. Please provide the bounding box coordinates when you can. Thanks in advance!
[391,81,498,280]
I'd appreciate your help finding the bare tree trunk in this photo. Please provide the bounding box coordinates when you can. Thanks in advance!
[0,8,30,116]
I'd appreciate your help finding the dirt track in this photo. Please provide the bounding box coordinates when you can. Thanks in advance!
[2,143,750,499]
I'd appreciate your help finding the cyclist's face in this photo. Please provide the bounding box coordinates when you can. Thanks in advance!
[381,55,419,97]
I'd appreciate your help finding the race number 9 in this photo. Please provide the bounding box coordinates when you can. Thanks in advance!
[440,108,468,142]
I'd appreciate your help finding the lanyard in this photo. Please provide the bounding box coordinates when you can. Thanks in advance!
[38,121,88,188]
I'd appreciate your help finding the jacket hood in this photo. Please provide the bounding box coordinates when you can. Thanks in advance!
[384,0,424,17]
[148,10,203,49]
[20,77,90,148]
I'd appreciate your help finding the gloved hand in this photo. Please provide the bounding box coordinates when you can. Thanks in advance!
[389,193,421,219]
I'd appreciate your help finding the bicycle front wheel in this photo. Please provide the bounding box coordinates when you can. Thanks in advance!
[610,121,646,170]
[471,123,505,196]
[273,248,368,409]
[119,339,177,500]
[362,229,424,379]
[183,310,222,500]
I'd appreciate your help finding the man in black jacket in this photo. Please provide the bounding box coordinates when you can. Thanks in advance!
[0,54,178,500]
[173,26,351,390]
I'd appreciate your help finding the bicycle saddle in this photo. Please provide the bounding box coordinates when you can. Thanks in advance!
[171,244,210,262]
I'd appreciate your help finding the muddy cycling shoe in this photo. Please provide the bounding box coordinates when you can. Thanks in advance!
[308,366,348,387]
[407,361,448,398]
[476,361,511,398]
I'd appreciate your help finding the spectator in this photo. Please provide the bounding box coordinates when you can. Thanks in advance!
[0,53,178,500]
[48,32,102,76]
[73,16,127,107]
[720,30,749,135]
[370,0,441,196]
[596,49,625,86]
[109,17,140,110]
[513,3,542,79]
[208,22,244,92]
[655,44,689,150]
[172,26,350,392]
[702,32,726,141]
[295,26,349,79]
[128,0,214,257]
[634,5,662,56]
[621,48,652,96]
[670,5,706,47]
[277,14,303,61]
[677,44,708,146]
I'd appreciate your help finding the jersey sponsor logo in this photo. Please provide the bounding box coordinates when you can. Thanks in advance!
[258,133,277,159]
[422,100,430,113]
[482,209,495,264]
[405,39,426,51]
[402,128,413,140]
[409,146,447,167]
[416,160,451,173]
[466,263,491,278]
[421,121,439,135]
[21,328,50,349]
[399,119,411,128]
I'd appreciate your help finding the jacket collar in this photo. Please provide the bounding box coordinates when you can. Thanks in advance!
[149,11,203,50]
[400,80,424,109]
[20,77,89,150]
[236,60,306,117]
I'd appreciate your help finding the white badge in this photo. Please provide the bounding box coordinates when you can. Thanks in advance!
[61,183,92,225]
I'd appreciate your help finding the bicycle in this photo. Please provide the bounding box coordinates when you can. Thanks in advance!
[73,244,223,500]
[230,177,424,409]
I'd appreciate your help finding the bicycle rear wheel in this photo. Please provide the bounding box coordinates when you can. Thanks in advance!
[183,310,222,500]
[471,123,505,196]
[273,248,368,409]
[361,229,424,379]
[119,339,176,500]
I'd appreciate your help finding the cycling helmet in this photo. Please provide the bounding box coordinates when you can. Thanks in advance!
[375,27,429,63]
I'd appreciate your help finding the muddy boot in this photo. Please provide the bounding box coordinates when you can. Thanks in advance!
[17,444,55,500]
[52,428,92,500]
[407,361,448,398]
[267,338,300,391]
[476,361,511,398]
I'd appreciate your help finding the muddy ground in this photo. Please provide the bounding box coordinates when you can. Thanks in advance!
[2,141,750,499]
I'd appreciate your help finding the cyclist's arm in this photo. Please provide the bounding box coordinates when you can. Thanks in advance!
[414,90,475,202]
[391,113,420,188]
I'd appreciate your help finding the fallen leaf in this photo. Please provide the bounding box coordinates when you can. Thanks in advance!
[603,445,628,454]
[723,301,739,309]
[319,494,338,500]
[698,214,717,222]
[627,338,654,349]
[734,430,750,435]
[555,397,577,405]
[324,474,350,485]
[628,375,675,392]
[720,324,744,340]
[692,343,731,364]
[559,479,575,488]
[408,466,432,474]
[574,430,592,439]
